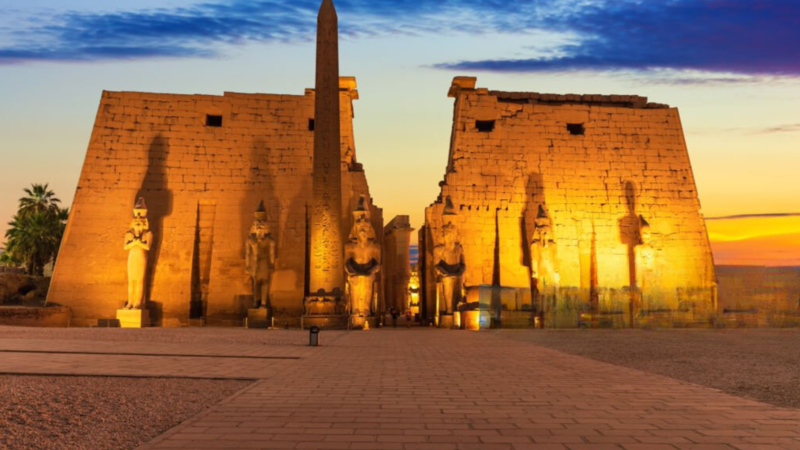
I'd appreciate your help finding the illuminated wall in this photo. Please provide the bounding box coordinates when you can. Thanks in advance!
[422,77,717,327]
[49,82,382,326]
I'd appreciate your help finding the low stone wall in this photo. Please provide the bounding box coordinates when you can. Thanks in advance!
[717,265,800,327]
[0,273,50,305]
[0,305,72,327]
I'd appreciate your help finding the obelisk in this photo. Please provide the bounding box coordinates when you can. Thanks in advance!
[308,0,344,301]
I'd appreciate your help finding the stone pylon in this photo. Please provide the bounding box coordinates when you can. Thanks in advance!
[308,0,344,298]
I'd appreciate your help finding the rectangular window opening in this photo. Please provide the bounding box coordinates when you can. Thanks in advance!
[308,119,315,131]
[206,115,223,127]
[475,120,495,132]
[567,123,585,135]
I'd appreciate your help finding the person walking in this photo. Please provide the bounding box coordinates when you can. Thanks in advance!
[391,307,399,328]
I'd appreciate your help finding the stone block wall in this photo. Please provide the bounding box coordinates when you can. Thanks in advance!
[423,78,717,327]
[49,84,381,326]
[717,266,800,326]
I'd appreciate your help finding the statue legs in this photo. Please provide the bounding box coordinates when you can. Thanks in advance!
[349,275,374,317]
[441,275,462,315]
[126,278,144,309]
[252,277,270,309]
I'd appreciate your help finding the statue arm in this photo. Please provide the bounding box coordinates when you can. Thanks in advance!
[344,244,356,275]
[245,240,253,276]
[433,246,447,276]
[124,231,152,251]
[530,242,540,278]
[124,232,136,250]
[454,246,466,276]
[139,231,153,251]
[370,243,382,274]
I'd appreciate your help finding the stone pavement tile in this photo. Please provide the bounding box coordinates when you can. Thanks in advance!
[0,351,295,379]
[137,330,800,450]
[0,335,320,358]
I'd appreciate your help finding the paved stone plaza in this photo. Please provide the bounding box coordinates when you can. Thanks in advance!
[2,327,800,450]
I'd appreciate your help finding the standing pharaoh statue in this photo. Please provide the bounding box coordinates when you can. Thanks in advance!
[246,201,276,310]
[124,198,153,310]
[530,205,559,319]
[345,196,381,328]
[433,197,466,324]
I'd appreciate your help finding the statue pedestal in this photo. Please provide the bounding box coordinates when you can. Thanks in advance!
[247,308,270,329]
[463,311,481,331]
[116,309,149,328]
[439,313,454,329]
[350,315,376,330]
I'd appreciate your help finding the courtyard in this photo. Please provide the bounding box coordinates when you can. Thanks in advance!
[2,326,799,450]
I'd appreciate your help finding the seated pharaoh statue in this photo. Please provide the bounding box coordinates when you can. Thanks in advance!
[434,197,466,321]
[246,201,276,310]
[123,197,153,310]
[345,196,381,327]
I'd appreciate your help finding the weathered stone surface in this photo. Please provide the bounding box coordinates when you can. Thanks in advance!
[423,77,717,327]
[0,305,71,327]
[47,83,381,327]
[717,265,800,327]
[309,0,345,297]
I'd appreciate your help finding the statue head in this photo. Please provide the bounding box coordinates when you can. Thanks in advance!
[355,217,370,243]
[440,196,460,248]
[130,217,149,236]
[442,222,460,249]
[350,195,376,243]
[250,200,271,240]
[250,220,270,240]
[130,197,149,236]
[534,205,552,244]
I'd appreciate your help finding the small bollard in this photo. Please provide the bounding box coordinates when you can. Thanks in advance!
[309,325,320,347]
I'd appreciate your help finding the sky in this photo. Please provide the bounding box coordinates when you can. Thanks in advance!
[0,0,798,266]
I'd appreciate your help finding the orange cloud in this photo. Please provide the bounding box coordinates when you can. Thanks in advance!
[706,216,800,266]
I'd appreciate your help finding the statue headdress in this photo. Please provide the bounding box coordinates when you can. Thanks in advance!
[131,197,149,229]
[350,195,375,240]
[254,200,267,221]
[133,197,148,219]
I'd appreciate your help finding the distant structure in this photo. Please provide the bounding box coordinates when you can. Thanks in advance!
[420,77,718,328]
[48,0,386,327]
[383,216,414,313]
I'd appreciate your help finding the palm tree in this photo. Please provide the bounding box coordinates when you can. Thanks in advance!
[0,247,21,268]
[4,184,69,276]
[18,183,61,218]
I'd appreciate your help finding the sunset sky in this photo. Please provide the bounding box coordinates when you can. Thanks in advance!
[0,0,797,266]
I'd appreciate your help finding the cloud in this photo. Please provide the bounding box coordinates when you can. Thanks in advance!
[755,124,800,134]
[706,213,800,221]
[1,0,798,82]
[0,0,546,64]
[437,0,800,78]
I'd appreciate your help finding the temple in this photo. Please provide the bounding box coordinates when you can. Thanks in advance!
[48,1,388,327]
[48,2,723,329]
[420,77,718,328]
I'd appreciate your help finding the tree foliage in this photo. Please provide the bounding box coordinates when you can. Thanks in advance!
[3,184,69,275]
